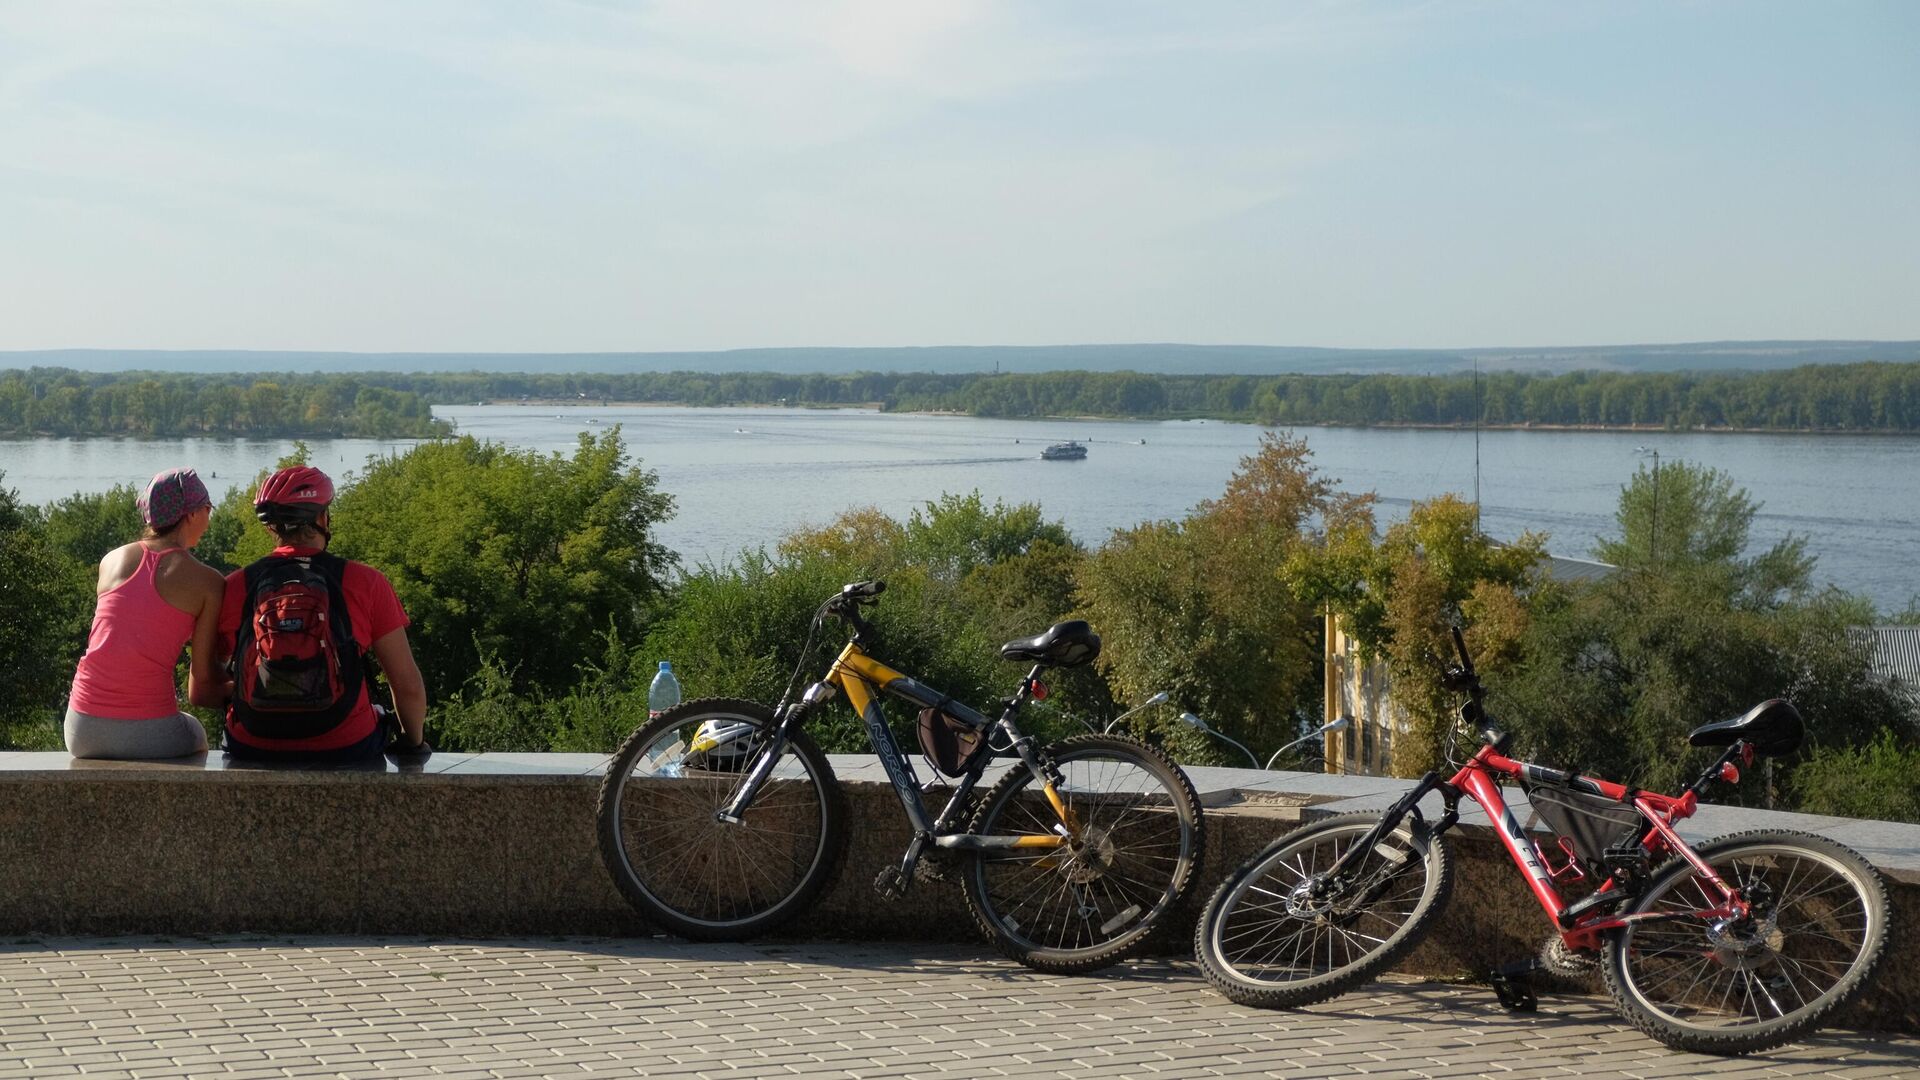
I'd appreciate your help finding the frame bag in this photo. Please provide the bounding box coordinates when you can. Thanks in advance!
[918,705,990,778]
[1523,780,1644,871]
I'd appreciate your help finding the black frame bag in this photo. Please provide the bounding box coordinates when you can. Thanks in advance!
[918,705,991,778]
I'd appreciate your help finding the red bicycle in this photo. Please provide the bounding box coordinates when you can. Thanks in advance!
[1194,628,1889,1054]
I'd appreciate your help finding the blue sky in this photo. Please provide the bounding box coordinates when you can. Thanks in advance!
[1,1,1914,352]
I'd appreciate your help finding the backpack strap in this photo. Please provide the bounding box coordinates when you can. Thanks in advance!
[311,551,385,716]
[304,551,357,647]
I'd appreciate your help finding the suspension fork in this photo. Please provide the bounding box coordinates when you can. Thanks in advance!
[715,684,826,825]
[1317,771,1455,885]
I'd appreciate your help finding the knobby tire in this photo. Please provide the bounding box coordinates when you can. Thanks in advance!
[1195,812,1453,1008]
[962,734,1204,974]
[1601,829,1888,1055]
[596,698,847,941]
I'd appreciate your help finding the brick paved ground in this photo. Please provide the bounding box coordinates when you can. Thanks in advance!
[1,937,1915,1079]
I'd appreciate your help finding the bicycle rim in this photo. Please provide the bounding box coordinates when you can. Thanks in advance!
[1607,834,1886,1051]
[599,701,841,938]
[1198,814,1450,1006]
[965,735,1201,970]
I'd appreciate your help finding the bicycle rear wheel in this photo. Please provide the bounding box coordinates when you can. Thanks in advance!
[1195,812,1453,1008]
[1602,830,1888,1054]
[962,734,1204,973]
[596,698,846,940]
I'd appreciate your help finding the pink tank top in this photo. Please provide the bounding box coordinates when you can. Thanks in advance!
[69,546,199,720]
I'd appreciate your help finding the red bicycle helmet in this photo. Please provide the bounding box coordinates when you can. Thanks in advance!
[254,465,335,528]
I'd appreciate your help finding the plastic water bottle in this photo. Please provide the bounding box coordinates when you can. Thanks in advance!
[648,661,682,720]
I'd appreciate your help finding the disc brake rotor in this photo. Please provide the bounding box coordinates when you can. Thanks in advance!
[1706,916,1787,971]
[1064,827,1117,885]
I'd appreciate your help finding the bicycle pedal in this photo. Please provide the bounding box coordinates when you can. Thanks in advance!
[1488,961,1538,1013]
[872,867,909,902]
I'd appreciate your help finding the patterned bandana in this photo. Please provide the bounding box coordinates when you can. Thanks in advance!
[139,467,213,530]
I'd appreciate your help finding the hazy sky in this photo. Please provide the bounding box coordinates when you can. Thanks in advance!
[2,1,1915,352]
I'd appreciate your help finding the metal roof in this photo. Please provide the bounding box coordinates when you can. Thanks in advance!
[1850,626,1920,692]
[1542,554,1617,584]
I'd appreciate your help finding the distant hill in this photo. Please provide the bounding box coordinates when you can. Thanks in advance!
[7,341,1918,377]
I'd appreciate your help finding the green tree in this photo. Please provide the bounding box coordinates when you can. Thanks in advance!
[1498,573,1912,799]
[1791,730,1920,824]
[1288,493,1546,776]
[640,494,1094,756]
[333,430,676,701]
[0,473,90,748]
[1495,464,1910,802]
[1595,458,1812,606]
[1076,433,1370,762]
[39,485,143,568]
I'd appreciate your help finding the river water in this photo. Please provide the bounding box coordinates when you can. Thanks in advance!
[4,405,1915,611]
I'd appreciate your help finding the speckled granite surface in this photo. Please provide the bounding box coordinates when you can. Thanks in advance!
[1,752,1914,1034]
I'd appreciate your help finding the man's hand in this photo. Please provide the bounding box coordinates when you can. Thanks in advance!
[388,736,434,764]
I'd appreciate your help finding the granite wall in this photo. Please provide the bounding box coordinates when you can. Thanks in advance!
[0,756,1913,1035]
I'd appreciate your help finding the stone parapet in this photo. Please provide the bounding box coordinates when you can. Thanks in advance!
[1,752,1914,1034]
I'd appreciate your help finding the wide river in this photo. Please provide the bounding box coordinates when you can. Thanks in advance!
[4,405,1915,611]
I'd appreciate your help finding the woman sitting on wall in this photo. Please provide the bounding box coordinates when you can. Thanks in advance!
[64,467,228,759]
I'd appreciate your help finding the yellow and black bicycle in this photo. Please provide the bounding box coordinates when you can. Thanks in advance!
[595,580,1205,973]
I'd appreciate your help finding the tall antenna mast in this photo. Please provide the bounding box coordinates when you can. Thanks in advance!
[1473,358,1482,534]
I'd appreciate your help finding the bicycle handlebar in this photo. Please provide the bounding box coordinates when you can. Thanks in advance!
[1438,623,1510,755]
[820,581,885,636]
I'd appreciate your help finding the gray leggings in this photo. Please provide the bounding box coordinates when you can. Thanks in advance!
[65,706,210,760]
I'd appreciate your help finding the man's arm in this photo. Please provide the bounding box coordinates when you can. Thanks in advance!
[371,626,428,745]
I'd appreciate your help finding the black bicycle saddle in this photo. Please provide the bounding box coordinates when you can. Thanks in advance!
[1687,699,1804,757]
[1000,621,1102,668]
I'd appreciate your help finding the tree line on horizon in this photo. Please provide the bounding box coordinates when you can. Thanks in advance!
[3,430,1916,823]
[4,360,1920,437]
[0,371,449,439]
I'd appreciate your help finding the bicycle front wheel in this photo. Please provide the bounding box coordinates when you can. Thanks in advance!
[1602,829,1888,1055]
[596,698,846,941]
[1195,812,1453,1008]
[961,734,1204,973]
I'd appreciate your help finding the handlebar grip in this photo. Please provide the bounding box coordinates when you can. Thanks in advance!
[841,580,886,598]
[1450,625,1472,671]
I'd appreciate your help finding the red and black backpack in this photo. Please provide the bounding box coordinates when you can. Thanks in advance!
[230,552,365,739]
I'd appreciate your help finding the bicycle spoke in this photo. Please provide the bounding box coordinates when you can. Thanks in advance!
[967,741,1200,965]
[1210,820,1437,987]
[1611,838,1885,1045]
[603,714,835,930]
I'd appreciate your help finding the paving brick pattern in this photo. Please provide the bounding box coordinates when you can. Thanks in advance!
[1,938,1915,1079]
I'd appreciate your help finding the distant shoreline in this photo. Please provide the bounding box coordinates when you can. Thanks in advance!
[10,360,1920,438]
[11,406,1919,441]
[447,402,1920,438]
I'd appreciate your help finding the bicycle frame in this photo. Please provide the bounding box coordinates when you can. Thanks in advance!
[717,636,1072,889]
[1333,738,1757,954]
[1447,745,1751,951]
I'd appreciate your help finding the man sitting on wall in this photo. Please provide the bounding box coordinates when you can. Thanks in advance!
[216,465,430,763]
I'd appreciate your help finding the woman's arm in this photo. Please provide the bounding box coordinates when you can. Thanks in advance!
[185,567,231,707]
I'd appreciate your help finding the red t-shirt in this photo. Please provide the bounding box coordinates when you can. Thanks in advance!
[218,545,410,751]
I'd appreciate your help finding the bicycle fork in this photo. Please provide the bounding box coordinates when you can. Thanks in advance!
[1312,772,1456,911]
[713,685,829,825]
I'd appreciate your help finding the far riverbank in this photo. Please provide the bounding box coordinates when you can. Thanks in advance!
[8,361,1919,439]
